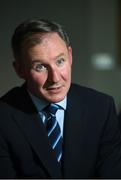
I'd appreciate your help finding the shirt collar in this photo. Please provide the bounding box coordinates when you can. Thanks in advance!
[28,91,67,112]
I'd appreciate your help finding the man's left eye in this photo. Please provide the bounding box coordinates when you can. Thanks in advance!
[56,58,65,66]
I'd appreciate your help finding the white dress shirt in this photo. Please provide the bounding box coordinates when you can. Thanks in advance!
[28,91,67,137]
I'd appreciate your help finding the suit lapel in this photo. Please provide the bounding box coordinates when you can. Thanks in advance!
[62,84,86,177]
[12,84,62,178]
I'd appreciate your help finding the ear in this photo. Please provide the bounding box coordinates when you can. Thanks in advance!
[13,61,25,79]
[68,46,72,65]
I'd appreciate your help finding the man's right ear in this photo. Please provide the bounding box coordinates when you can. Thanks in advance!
[13,61,25,79]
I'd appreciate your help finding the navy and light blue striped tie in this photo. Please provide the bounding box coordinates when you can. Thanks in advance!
[44,104,63,163]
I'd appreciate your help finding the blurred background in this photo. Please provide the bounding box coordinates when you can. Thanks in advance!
[0,0,121,112]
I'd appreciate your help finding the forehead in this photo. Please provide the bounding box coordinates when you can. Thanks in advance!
[23,32,66,49]
[25,33,67,53]
[22,33,68,61]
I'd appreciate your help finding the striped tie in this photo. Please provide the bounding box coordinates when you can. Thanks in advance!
[44,104,63,163]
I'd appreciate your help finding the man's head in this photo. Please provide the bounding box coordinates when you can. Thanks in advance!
[11,19,72,103]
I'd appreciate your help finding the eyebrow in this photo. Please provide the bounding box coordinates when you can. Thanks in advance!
[31,53,65,64]
[54,53,65,60]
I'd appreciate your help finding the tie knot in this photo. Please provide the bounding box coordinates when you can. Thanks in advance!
[46,104,60,116]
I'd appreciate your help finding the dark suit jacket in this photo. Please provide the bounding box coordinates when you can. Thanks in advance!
[118,112,121,131]
[0,83,121,178]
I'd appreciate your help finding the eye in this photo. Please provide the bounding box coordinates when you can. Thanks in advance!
[33,63,47,72]
[56,58,65,66]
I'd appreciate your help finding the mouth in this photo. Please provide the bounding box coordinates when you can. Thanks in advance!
[46,85,63,93]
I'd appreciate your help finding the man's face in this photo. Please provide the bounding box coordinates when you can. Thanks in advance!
[14,33,72,103]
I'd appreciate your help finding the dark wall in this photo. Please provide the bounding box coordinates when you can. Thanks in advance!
[0,0,121,110]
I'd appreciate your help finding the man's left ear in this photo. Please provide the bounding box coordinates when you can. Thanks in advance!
[68,46,72,65]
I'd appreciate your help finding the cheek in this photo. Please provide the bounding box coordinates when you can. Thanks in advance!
[30,72,47,86]
[61,65,71,80]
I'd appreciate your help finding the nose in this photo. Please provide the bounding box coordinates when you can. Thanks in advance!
[47,66,60,83]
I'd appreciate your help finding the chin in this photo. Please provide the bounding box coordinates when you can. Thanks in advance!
[46,95,65,103]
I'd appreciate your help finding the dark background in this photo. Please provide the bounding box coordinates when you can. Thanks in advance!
[0,0,121,112]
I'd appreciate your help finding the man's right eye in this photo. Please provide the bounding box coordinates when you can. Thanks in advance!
[33,64,47,72]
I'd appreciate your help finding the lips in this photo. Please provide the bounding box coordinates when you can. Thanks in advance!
[46,86,63,93]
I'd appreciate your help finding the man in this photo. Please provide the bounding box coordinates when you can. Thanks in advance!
[118,111,121,131]
[0,19,121,179]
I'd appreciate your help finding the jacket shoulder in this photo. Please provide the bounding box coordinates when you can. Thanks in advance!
[0,85,24,106]
[69,83,114,105]
[0,84,36,113]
